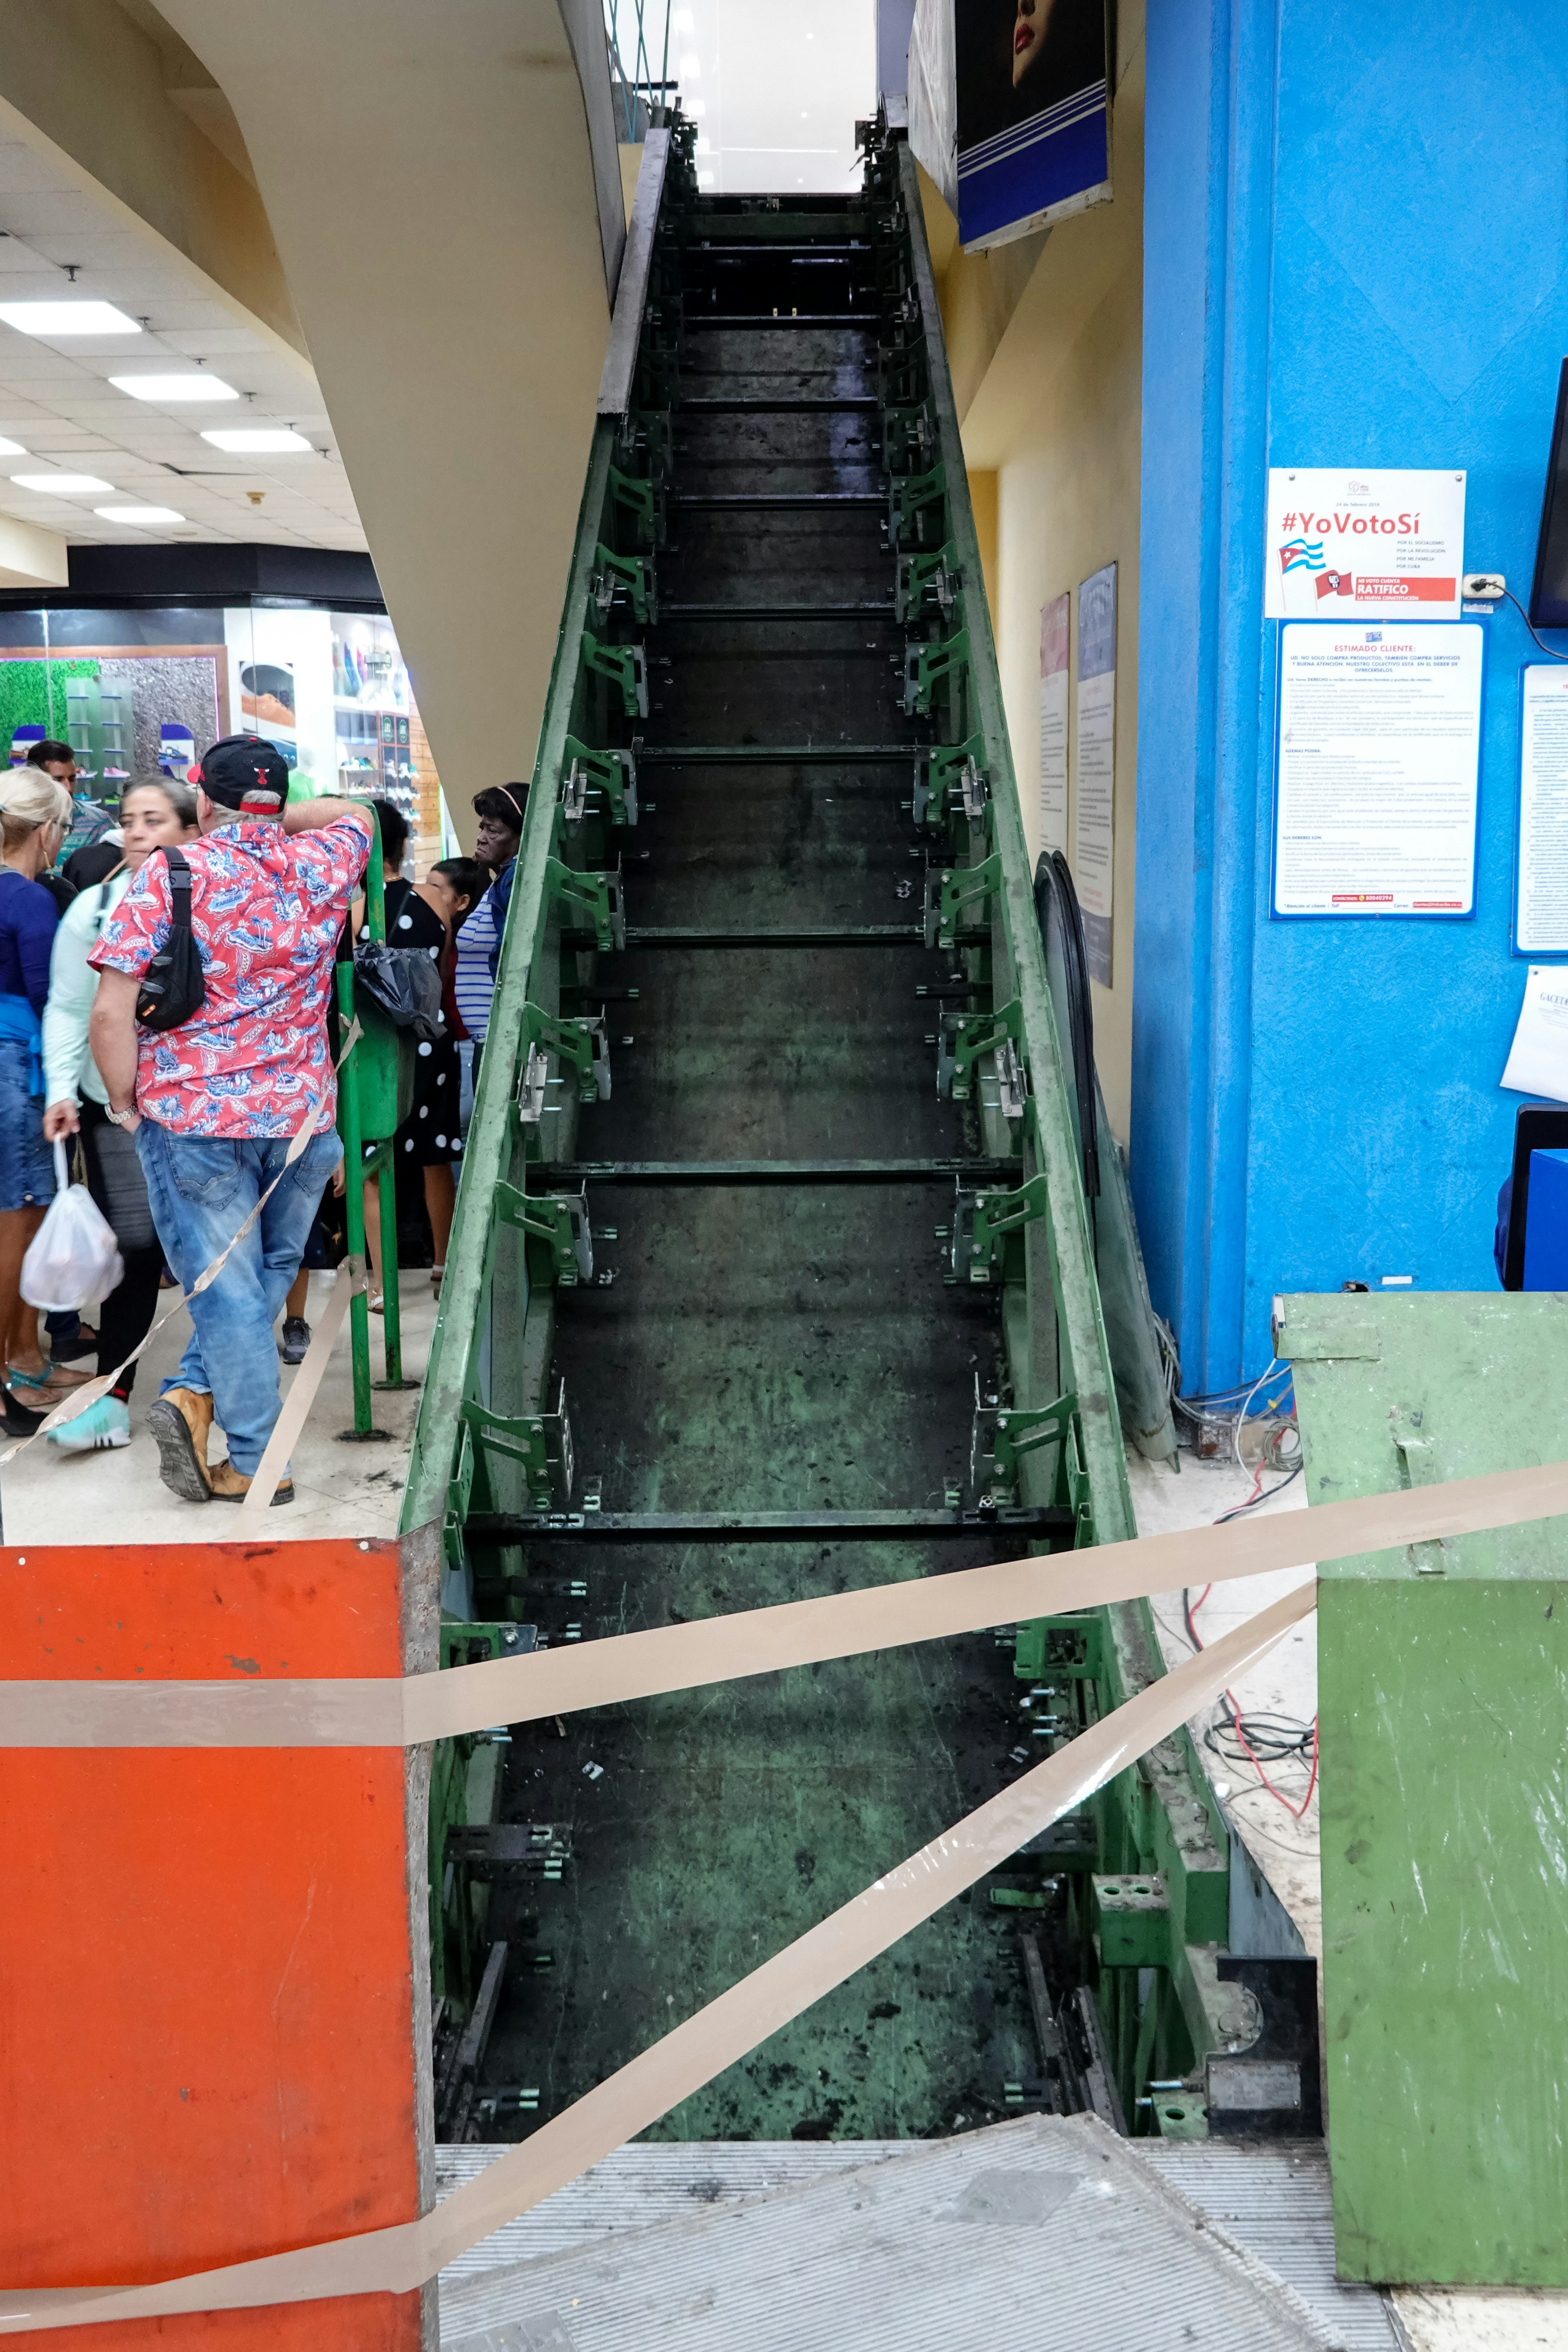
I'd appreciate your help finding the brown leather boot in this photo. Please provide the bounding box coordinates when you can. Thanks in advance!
[145,1387,215,1504]
[208,1459,295,1507]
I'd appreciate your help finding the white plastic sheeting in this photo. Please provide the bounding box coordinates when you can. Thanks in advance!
[907,0,957,216]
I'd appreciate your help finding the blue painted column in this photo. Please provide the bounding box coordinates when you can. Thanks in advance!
[1133,0,1568,1395]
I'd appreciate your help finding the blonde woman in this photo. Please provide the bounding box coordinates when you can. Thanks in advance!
[42,777,199,1452]
[0,767,71,1432]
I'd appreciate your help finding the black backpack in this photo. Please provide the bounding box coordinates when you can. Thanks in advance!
[135,848,207,1031]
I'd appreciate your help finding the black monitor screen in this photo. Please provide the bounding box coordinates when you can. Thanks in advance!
[1530,359,1568,628]
[1500,1102,1568,1288]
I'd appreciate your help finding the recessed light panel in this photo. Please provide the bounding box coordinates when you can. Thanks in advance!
[110,374,240,403]
[200,427,313,453]
[0,301,142,336]
[94,505,186,525]
[11,472,114,495]
[0,438,25,458]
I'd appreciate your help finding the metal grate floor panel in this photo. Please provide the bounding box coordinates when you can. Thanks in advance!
[435,2116,1330,2350]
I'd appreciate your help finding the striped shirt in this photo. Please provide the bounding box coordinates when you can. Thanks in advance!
[452,884,500,1043]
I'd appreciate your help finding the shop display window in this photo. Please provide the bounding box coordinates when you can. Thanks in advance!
[0,602,448,874]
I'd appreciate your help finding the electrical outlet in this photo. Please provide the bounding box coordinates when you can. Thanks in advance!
[1461,572,1506,600]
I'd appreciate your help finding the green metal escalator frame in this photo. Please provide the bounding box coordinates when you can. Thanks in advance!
[400,121,1250,2128]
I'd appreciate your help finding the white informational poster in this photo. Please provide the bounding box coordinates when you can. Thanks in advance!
[1517,666,1568,953]
[1074,564,1116,986]
[1273,623,1483,917]
[1264,468,1466,621]
[1502,966,1568,1101]
[1038,592,1069,853]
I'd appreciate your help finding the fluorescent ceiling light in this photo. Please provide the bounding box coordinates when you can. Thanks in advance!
[0,438,25,458]
[0,300,141,336]
[110,373,240,403]
[12,472,114,494]
[200,427,313,453]
[94,504,186,525]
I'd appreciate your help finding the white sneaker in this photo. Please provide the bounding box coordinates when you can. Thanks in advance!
[47,1394,131,1452]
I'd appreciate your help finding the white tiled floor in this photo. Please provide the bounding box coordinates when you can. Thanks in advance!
[1129,1443,1568,2350]
[3,1267,437,1545]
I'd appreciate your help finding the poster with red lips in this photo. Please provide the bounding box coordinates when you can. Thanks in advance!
[955,0,1111,250]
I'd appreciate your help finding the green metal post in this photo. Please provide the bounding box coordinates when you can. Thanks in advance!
[336,958,374,1439]
[360,818,411,1392]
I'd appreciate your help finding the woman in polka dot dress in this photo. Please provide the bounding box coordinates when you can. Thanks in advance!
[383,859,477,1295]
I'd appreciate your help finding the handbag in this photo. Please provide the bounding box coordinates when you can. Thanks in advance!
[135,847,207,1031]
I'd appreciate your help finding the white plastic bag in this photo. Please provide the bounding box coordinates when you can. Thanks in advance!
[21,1140,125,1311]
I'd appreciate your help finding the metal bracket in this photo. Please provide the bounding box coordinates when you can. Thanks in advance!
[580,628,649,719]
[903,624,970,717]
[912,732,986,829]
[896,538,960,625]
[460,1378,574,1509]
[889,459,946,549]
[988,1392,1080,1503]
[926,852,1003,951]
[608,461,660,546]
[560,733,638,828]
[938,993,1024,1102]
[948,1169,1049,1283]
[545,856,626,952]
[592,542,657,625]
[516,1001,611,1128]
[882,401,935,475]
[496,1179,594,1286]
[443,1417,475,1576]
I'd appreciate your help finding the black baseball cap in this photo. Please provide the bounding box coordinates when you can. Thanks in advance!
[195,734,289,816]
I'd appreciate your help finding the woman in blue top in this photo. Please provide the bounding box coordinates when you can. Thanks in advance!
[0,767,71,1432]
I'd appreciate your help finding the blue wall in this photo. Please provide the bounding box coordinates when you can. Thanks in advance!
[1133,0,1568,1393]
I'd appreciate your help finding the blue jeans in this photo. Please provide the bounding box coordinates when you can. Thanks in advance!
[135,1120,344,1475]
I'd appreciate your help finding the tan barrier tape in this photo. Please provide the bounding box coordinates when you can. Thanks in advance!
[3,1457,1564,1749]
[0,1581,1313,2332]
[0,1022,362,1471]
[233,1257,369,1521]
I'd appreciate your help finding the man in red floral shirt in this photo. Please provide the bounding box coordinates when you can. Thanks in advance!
[88,735,371,1506]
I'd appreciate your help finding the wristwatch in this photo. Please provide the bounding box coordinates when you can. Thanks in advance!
[105,1103,136,1128]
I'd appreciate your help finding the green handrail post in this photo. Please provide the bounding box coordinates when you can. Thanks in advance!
[360,819,410,1391]
[335,957,374,1438]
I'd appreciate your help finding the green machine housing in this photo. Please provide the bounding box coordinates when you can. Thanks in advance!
[1282,1288,1568,2286]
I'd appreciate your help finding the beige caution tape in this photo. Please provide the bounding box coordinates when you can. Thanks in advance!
[2,1455,1563,1749]
[0,1582,1313,2332]
[233,1256,369,1520]
[1,1025,362,1470]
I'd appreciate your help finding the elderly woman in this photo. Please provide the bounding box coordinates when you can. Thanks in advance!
[41,775,199,1453]
[0,767,71,1431]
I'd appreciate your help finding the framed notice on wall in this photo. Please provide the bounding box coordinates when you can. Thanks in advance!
[1074,563,1116,983]
[1272,623,1483,919]
[1039,592,1069,853]
[1516,666,1568,955]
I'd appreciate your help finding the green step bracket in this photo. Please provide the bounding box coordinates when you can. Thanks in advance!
[592,543,657,625]
[580,627,649,719]
[559,734,639,829]
[516,1002,611,1133]
[897,538,962,626]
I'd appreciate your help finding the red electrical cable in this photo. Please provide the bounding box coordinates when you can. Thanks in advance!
[1226,1694,1319,1819]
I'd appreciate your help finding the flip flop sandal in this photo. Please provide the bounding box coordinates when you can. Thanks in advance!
[8,1362,92,1394]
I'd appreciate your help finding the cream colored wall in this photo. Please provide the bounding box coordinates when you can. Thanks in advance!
[155,0,616,856]
[939,9,1145,1143]
[0,0,307,365]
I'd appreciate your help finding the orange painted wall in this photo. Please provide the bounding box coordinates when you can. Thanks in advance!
[0,1540,428,2349]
